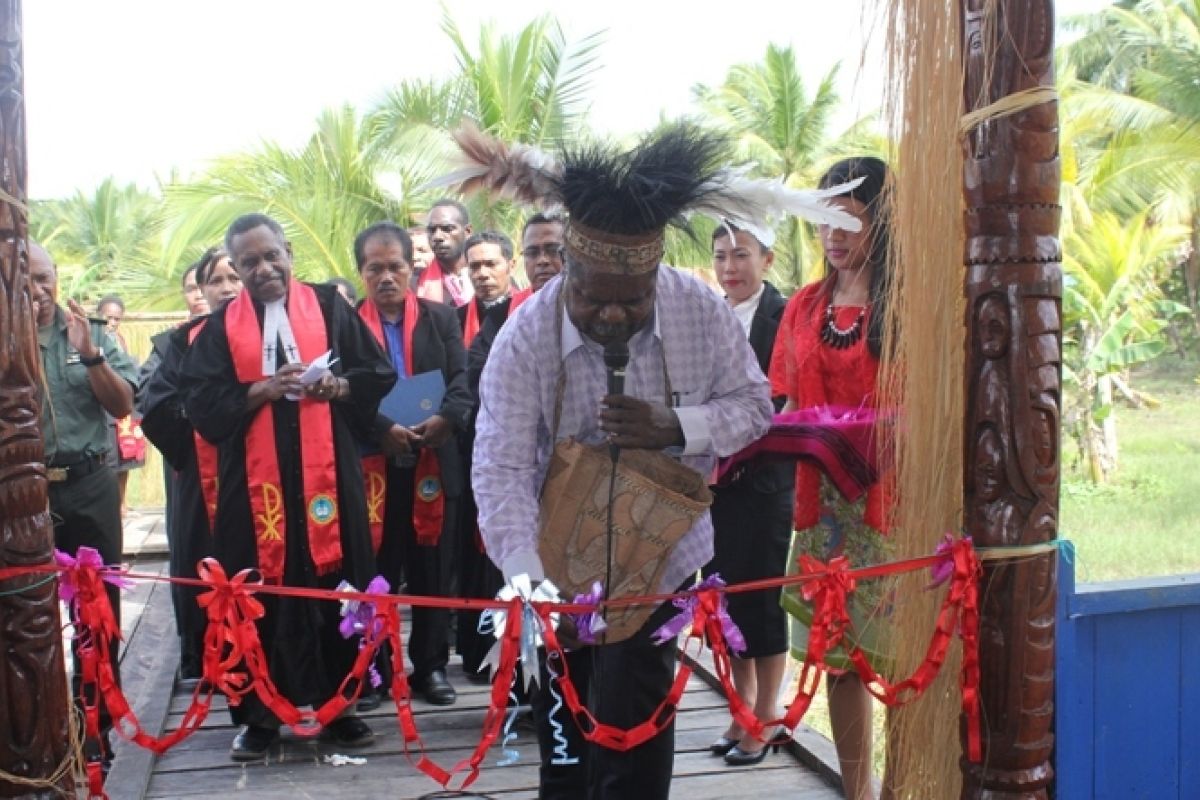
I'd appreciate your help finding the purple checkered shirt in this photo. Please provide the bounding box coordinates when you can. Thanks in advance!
[472,266,773,594]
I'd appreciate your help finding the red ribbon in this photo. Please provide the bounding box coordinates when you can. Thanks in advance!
[14,539,987,777]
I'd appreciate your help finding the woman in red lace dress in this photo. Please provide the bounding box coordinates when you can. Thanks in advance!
[769,156,894,800]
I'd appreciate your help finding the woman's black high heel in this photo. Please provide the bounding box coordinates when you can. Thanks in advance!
[708,735,738,756]
[723,728,791,766]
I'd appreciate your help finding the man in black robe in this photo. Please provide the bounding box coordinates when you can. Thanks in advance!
[137,249,234,682]
[180,213,395,761]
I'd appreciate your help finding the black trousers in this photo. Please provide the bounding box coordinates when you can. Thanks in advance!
[50,465,123,742]
[534,598,680,800]
[377,464,460,678]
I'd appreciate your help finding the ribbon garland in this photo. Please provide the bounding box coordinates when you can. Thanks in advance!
[21,535,1000,793]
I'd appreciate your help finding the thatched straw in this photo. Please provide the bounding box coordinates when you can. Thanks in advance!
[869,0,970,796]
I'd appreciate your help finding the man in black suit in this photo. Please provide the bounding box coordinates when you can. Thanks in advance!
[354,222,473,706]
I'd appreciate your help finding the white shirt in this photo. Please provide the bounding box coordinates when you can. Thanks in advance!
[729,283,766,337]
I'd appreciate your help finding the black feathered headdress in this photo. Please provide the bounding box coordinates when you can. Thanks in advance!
[428,121,864,274]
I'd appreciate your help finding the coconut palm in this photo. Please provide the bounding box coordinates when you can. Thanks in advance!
[32,178,175,306]
[164,104,404,282]
[692,44,880,290]
[1062,208,1190,481]
[1064,0,1200,323]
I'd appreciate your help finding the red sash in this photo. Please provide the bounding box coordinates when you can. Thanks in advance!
[462,299,482,347]
[510,287,532,314]
[358,294,446,550]
[188,321,219,532]
[225,281,342,582]
[416,260,444,303]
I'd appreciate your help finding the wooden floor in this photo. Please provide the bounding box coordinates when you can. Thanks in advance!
[104,554,843,799]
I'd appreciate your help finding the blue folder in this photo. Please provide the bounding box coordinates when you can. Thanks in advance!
[380,369,446,428]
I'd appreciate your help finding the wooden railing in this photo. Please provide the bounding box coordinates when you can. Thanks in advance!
[1055,545,1200,798]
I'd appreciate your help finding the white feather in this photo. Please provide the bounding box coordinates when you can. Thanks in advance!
[715,173,866,232]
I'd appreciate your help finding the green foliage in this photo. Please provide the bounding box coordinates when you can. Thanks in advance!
[691,44,882,291]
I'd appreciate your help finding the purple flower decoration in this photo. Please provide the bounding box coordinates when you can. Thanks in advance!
[337,576,390,688]
[928,533,969,589]
[569,582,608,646]
[55,546,132,605]
[652,574,746,655]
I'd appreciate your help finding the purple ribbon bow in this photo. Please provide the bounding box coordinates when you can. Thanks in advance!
[337,575,390,688]
[55,546,132,605]
[651,574,747,655]
[928,533,969,589]
[569,582,608,646]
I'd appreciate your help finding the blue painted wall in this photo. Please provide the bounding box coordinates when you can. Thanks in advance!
[1056,546,1200,799]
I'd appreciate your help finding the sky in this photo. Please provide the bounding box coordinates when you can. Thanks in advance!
[24,0,1112,200]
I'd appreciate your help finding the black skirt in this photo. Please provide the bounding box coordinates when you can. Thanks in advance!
[702,464,794,658]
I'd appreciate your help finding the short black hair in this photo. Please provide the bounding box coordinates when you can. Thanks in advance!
[225,213,286,254]
[521,211,565,239]
[325,276,358,302]
[194,246,229,286]
[428,198,470,227]
[711,221,769,254]
[96,294,124,314]
[354,222,413,269]
[464,230,513,262]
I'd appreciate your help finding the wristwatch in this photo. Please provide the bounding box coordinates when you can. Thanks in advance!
[80,351,106,368]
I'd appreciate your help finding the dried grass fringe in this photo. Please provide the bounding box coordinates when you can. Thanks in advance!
[867,0,977,796]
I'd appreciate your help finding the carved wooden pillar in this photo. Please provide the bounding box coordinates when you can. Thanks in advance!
[961,0,1060,797]
[0,2,73,797]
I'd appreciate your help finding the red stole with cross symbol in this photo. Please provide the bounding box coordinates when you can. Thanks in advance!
[225,281,342,582]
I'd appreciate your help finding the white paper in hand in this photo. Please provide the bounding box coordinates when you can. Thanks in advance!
[288,350,338,400]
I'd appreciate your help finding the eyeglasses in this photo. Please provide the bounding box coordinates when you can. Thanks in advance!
[521,244,564,261]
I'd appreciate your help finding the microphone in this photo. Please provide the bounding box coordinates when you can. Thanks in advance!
[603,341,630,462]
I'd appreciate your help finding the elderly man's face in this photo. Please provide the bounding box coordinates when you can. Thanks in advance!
[29,244,57,326]
[229,225,292,303]
[564,260,656,346]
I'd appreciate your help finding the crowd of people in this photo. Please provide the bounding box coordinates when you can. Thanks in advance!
[36,120,894,799]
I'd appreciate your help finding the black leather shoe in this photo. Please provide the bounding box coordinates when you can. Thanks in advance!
[323,717,375,748]
[414,669,457,705]
[230,725,278,762]
[356,688,385,712]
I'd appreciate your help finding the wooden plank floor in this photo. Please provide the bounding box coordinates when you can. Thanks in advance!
[106,553,842,799]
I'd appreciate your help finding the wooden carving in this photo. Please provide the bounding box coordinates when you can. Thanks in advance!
[0,2,72,796]
[961,0,1060,796]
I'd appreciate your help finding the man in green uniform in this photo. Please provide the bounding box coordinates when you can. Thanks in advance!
[29,241,137,770]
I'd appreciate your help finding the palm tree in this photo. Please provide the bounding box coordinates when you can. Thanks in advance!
[433,9,603,233]
[1063,0,1200,325]
[1062,208,1190,481]
[164,104,404,282]
[33,178,172,306]
[692,45,879,290]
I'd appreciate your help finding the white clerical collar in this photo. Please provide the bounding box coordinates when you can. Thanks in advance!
[262,299,299,375]
[561,294,662,358]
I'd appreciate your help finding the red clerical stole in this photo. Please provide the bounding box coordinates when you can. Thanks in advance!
[358,293,446,550]
[225,281,342,582]
[188,321,219,533]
